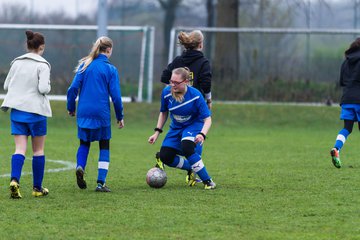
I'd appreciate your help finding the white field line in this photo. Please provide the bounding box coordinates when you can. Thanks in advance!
[0,159,76,178]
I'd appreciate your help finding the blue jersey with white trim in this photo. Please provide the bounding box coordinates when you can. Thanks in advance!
[160,86,210,129]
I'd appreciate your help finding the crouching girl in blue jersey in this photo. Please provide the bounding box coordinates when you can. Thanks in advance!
[67,36,124,192]
[148,67,216,189]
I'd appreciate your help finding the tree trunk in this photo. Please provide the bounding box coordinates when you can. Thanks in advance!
[213,0,239,91]
[158,0,182,62]
[206,0,216,60]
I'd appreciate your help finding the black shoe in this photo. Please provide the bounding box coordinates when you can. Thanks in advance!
[95,183,111,192]
[76,166,87,189]
[203,179,216,190]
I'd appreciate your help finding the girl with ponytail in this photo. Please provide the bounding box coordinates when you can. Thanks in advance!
[67,36,124,192]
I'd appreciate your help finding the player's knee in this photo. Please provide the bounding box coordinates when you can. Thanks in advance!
[99,139,109,150]
[344,120,354,133]
[80,140,91,147]
[159,147,177,165]
[181,140,195,158]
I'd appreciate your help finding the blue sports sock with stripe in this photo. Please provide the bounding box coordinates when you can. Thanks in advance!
[334,128,350,151]
[77,144,90,170]
[11,154,25,183]
[32,155,45,189]
[168,155,191,171]
[187,153,211,182]
[97,149,110,185]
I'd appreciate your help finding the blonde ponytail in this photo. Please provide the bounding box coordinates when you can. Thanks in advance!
[75,36,113,73]
[178,30,203,50]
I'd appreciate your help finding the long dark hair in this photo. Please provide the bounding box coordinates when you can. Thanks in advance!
[345,38,360,55]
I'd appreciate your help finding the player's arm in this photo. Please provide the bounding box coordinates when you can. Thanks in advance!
[148,111,168,144]
[38,63,51,94]
[109,68,124,126]
[195,117,211,144]
[160,57,181,84]
[3,65,15,91]
[66,73,82,116]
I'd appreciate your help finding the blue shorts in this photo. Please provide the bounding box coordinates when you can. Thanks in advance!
[78,126,111,142]
[11,119,47,137]
[340,104,360,121]
[162,122,203,155]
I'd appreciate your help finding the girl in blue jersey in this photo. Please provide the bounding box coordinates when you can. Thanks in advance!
[148,67,216,189]
[330,38,360,168]
[67,36,124,192]
[1,30,51,199]
[154,30,211,172]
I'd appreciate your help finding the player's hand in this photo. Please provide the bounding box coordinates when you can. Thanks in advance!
[117,119,124,129]
[206,99,212,110]
[148,133,159,144]
[195,134,205,145]
[68,111,75,116]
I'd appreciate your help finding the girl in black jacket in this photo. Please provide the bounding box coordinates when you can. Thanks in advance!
[161,30,212,109]
[331,38,360,168]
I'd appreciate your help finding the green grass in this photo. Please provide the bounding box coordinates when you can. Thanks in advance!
[0,102,359,239]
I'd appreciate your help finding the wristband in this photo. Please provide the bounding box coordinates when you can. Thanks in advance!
[154,128,163,133]
[199,132,206,140]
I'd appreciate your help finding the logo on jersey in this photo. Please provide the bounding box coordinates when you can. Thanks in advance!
[173,114,191,123]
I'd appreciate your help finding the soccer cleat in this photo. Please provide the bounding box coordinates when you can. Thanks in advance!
[95,183,111,192]
[154,152,165,171]
[76,166,87,189]
[330,148,342,168]
[203,179,216,190]
[186,170,197,186]
[9,180,22,199]
[32,187,49,197]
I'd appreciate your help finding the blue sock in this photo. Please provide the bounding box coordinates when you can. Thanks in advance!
[32,155,45,189]
[97,149,110,185]
[77,144,90,170]
[11,154,25,183]
[168,155,191,171]
[187,153,211,182]
[334,128,350,151]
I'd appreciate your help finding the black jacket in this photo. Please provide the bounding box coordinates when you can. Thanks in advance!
[340,50,360,104]
[160,50,212,96]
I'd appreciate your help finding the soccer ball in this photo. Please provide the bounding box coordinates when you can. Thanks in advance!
[146,167,167,188]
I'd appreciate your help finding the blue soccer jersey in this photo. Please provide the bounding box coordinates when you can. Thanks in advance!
[160,85,210,129]
[67,54,124,129]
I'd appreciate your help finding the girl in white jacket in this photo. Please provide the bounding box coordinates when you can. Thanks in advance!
[1,30,51,199]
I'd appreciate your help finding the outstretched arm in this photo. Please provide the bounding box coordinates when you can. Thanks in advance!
[148,111,168,144]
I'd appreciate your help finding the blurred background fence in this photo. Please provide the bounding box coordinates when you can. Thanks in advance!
[0,24,154,102]
[2,0,360,104]
[169,27,359,103]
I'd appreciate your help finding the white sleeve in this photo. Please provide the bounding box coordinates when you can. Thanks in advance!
[37,63,51,94]
[3,65,15,91]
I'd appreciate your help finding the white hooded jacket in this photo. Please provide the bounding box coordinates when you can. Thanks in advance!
[1,52,52,117]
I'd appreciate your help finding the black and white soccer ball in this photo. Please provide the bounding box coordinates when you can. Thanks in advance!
[146,167,167,188]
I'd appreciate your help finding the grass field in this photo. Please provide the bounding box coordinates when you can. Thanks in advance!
[0,101,359,239]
